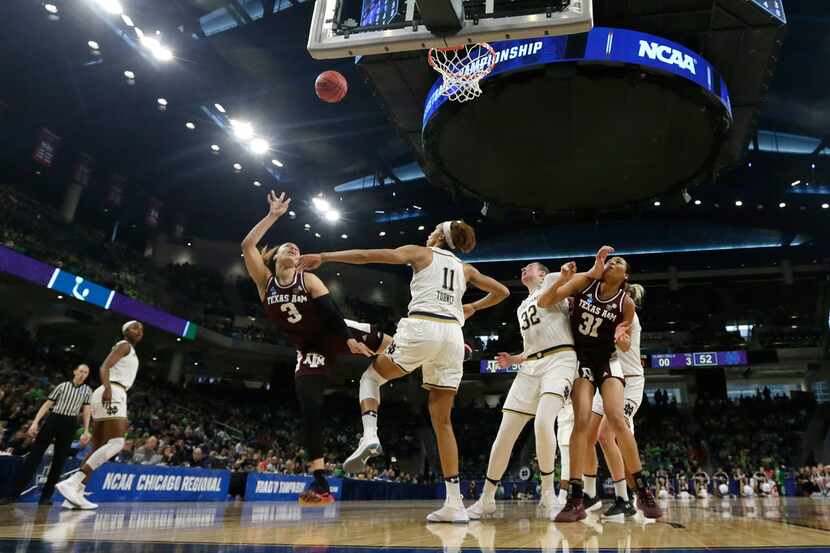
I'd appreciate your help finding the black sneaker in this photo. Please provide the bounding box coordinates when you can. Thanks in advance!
[624,499,637,517]
[584,494,602,512]
[602,497,627,519]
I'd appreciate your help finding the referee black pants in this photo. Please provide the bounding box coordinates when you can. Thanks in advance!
[13,414,76,500]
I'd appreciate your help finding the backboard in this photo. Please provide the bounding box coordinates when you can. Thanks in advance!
[307,0,593,59]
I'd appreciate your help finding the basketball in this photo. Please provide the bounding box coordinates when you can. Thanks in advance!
[315,70,348,103]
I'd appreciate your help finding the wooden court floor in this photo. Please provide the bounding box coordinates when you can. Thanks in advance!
[1,498,829,552]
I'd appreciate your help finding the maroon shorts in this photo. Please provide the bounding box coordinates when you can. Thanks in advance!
[295,320,383,376]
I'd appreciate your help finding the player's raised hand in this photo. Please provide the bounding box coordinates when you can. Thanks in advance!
[587,245,614,280]
[347,338,374,357]
[267,190,291,218]
[297,254,323,271]
[560,261,577,278]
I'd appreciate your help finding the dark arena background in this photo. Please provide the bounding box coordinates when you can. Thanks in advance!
[1,0,830,552]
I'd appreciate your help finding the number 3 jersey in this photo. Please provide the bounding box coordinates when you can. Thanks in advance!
[517,272,574,359]
[262,270,382,375]
[570,279,626,364]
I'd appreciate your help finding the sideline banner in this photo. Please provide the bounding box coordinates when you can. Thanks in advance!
[51,463,231,503]
[244,473,342,502]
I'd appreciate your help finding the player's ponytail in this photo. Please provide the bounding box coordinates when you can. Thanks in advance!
[625,283,645,308]
[448,220,477,253]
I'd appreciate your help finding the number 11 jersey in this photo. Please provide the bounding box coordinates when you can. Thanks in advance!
[570,279,625,364]
[407,247,466,325]
[517,272,574,358]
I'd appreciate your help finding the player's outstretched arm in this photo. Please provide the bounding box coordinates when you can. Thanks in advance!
[462,264,510,319]
[537,245,614,307]
[303,272,374,357]
[241,191,291,298]
[299,245,431,270]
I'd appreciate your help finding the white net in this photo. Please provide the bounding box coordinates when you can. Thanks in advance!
[428,42,497,103]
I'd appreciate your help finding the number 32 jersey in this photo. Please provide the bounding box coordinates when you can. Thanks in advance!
[517,272,574,357]
[570,279,625,363]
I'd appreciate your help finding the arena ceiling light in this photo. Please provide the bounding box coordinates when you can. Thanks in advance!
[735,200,744,207]
[93,0,124,15]
[248,137,269,155]
[694,200,702,206]
[653,201,661,207]
[121,14,134,26]
[230,119,254,141]
[123,70,135,79]
[185,122,195,130]
[324,210,340,222]
[791,180,801,187]
[271,159,283,168]
[314,233,321,238]
[253,181,261,187]
[214,103,226,113]
[341,234,348,239]
[210,144,220,152]
[379,231,386,237]
[140,36,173,62]
[88,40,100,50]
[779,202,787,208]
[233,162,242,172]
[44,3,58,13]
[135,27,144,39]
[418,225,425,230]
[312,197,331,212]
[823,203,829,209]
[288,210,296,218]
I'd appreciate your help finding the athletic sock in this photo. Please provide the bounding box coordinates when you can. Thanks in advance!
[482,477,499,502]
[569,479,584,499]
[541,470,555,495]
[632,471,647,492]
[445,475,462,504]
[614,479,629,501]
[584,474,597,498]
[362,410,378,437]
[67,472,84,487]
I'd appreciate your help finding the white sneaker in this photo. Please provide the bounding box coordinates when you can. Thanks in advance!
[61,500,77,510]
[343,434,383,474]
[56,480,98,510]
[556,489,568,505]
[466,497,496,520]
[427,502,470,523]
[538,490,556,511]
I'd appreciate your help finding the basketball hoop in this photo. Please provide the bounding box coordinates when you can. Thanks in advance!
[428,42,497,103]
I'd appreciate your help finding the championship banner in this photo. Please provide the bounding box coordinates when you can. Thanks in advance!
[32,128,61,167]
[244,473,342,502]
[52,463,231,503]
[71,154,95,187]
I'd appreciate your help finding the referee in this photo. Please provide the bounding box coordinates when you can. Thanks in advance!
[2,364,93,505]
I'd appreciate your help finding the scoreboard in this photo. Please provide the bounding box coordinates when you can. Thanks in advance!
[751,0,786,22]
[650,350,748,369]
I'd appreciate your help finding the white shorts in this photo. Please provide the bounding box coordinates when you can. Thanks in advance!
[503,351,577,417]
[91,385,128,420]
[591,375,644,431]
[387,317,464,391]
[557,400,574,447]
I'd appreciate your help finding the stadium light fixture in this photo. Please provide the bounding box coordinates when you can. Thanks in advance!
[271,159,283,167]
[312,197,330,212]
[121,14,134,26]
[288,211,296,218]
[210,144,220,152]
[214,103,226,113]
[324,210,340,222]
[94,0,124,15]
[135,27,144,39]
[694,200,702,206]
[418,225,425,230]
[44,4,58,13]
[230,119,254,141]
[779,202,786,208]
[341,234,348,239]
[253,181,261,187]
[233,162,242,171]
[88,40,100,50]
[823,203,829,209]
[314,232,321,238]
[249,137,269,155]
[157,98,168,106]
[735,200,743,207]
[791,180,801,187]
[185,122,195,130]
[653,201,661,207]
[379,231,386,237]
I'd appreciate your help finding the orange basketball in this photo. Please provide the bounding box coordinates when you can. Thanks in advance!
[315,70,348,103]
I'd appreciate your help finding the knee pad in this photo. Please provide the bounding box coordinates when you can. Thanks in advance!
[86,437,126,470]
[359,366,387,403]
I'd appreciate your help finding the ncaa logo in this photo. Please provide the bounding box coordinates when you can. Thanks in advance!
[637,40,698,75]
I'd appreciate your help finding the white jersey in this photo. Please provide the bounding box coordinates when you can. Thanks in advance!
[110,340,139,390]
[407,247,466,325]
[616,312,643,377]
[517,272,574,356]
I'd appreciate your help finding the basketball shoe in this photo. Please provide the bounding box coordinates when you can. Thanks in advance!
[636,489,663,519]
[466,497,496,520]
[583,494,602,512]
[553,496,586,522]
[343,434,383,474]
[427,500,469,523]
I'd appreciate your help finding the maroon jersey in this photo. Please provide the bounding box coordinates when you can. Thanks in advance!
[570,279,626,363]
[262,271,383,376]
[262,271,325,351]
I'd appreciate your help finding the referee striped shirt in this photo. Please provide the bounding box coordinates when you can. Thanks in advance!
[48,382,92,416]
